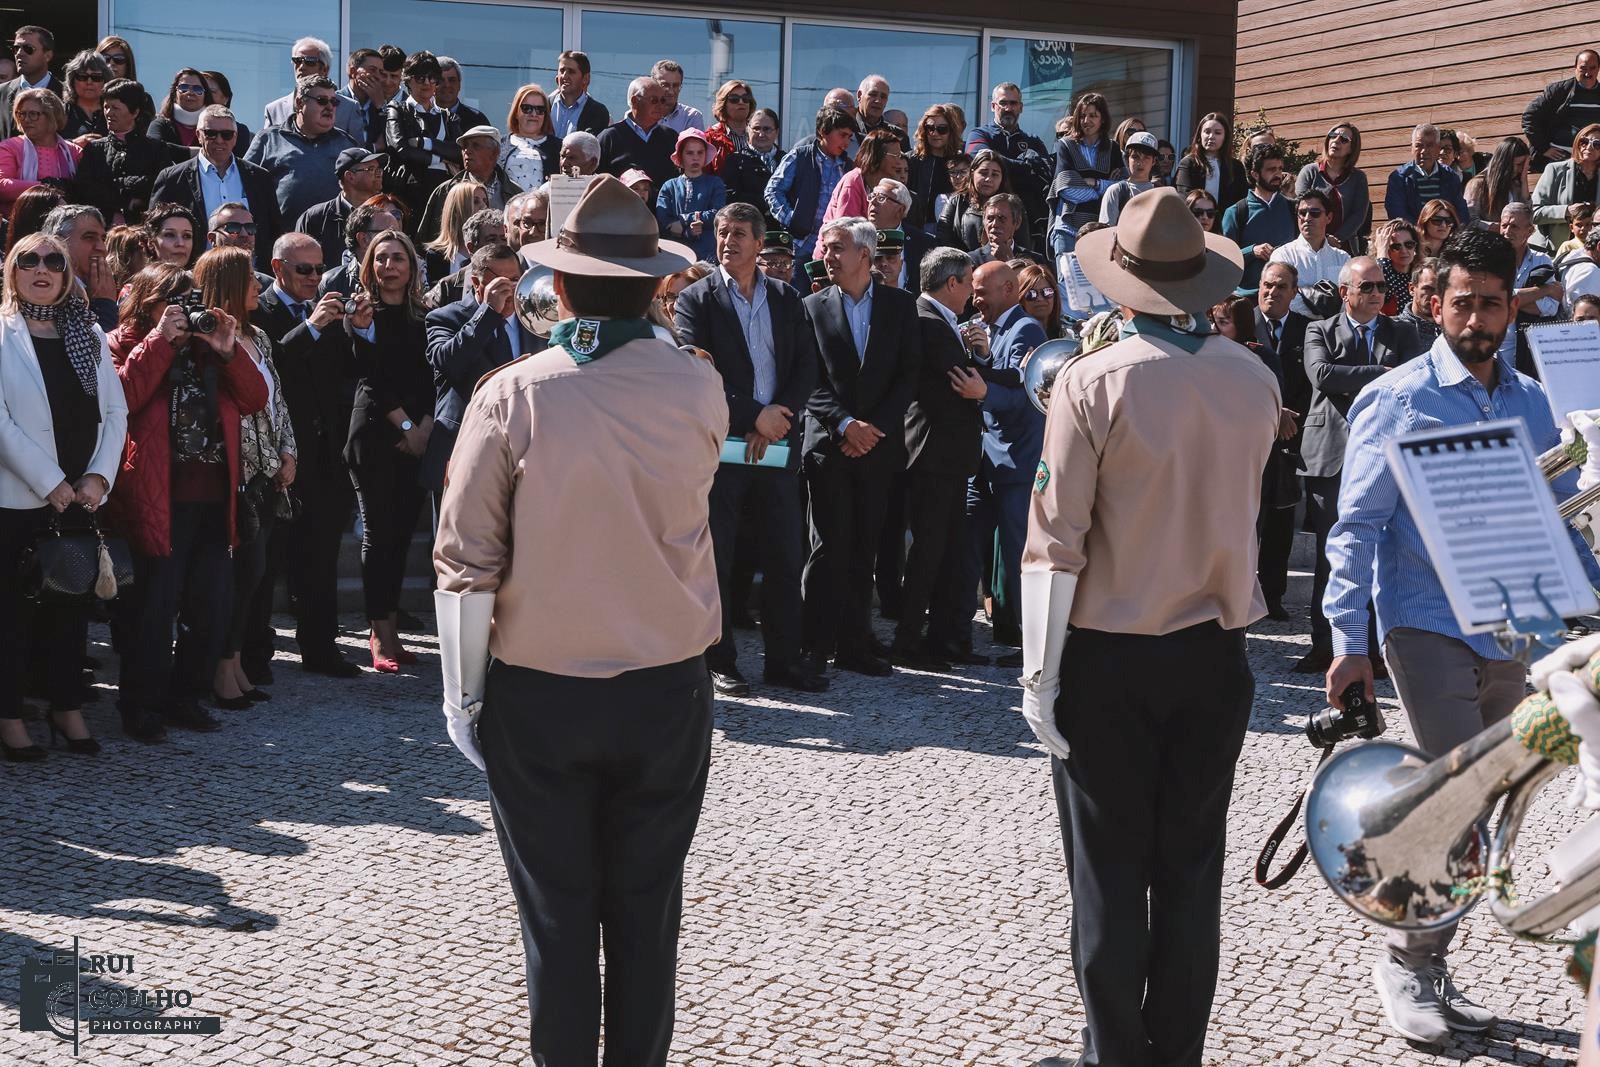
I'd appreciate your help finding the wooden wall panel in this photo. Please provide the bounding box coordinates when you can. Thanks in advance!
[1234,0,1596,223]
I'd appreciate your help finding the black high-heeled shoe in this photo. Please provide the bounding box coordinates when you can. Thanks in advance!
[210,690,253,711]
[1,732,45,762]
[47,712,100,756]
[243,688,271,703]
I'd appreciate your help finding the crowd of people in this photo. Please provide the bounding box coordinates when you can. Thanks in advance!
[8,18,1600,1060]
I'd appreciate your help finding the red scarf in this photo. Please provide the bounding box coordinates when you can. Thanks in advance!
[1317,162,1346,235]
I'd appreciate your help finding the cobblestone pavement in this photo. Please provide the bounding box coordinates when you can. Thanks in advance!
[0,600,1589,1066]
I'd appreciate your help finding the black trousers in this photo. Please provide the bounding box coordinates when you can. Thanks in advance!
[802,450,892,658]
[284,462,355,657]
[1052,621,1252,1067]
[120,501,232,714]
[1255,504,1295,607]
[874,469,908,618]
[1305,474,1340,648]
[225,509,276,657]
[0,505,89,717]
[706,465,804,675]
[967,471,1029,639]
[350,454,424,620]
[479,655,712,1067]
[895,470,969,650]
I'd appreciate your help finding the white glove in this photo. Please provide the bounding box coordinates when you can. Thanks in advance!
[1019,570,1078,761]
[436,588,495,772]
[1532,632,1600,693]
[1571,410,1600,492]
[1551,670,1600,810]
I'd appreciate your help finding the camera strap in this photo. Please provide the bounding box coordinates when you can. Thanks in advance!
[1254,743,1334,889]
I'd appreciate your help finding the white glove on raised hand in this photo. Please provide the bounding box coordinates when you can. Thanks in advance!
[436,588,495,772]
[1532,632,1600,693]
[1550,670,1600,810]
[1570,410,1600,492]
[1019,570,1078,761]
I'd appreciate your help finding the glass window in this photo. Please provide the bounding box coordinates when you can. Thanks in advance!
[578,12,781,133]
[349,0,564,130]
[787,23,979,149]
[113,0,339,131]
[987,36,1173,150]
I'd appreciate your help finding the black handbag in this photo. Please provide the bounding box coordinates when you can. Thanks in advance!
[20,511,134,602]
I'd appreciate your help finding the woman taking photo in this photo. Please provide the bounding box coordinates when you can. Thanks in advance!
[192,247,294,709]
[0,235,128,760]
[107,262,265,742]
[940,147,1010,252]
[76,79,170,226]
[1295,122,1369,250]
[1464,136,1531,227]
[147,68,214,153]
[1534,123,1600,247]
[0,89,81,215]
[62,51,112,144]
[1416,198,1460,257]
[384,51,462,219]
[1174,111,1246,213]
[823,129,906,224]
[344,231,433,672]
[1372,218,1421,317]
[1049,91,1124,249]
[145,203,199,268]
[500,84,560,193]
[704,80,757,171]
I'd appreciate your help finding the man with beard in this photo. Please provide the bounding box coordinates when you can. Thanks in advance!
[1221,143,1295,295]
[965,83,1052,245]
[1322,228,1600,1047]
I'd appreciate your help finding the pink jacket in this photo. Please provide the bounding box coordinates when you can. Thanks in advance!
[821,169,869,226]
[0,135,81,210]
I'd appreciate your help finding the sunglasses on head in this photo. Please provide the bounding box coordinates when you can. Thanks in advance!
[216,222,256,235]
[520,102,547,115]
[1025,287,1056,301]
[16,251,68,272]
[726,93,753,105]
[76,72,107,83]
[199,128,236,140]
[1346,280,1382,295]
[289,262,325,276]
[175,82,205,95]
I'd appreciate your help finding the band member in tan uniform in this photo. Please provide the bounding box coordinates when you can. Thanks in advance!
[1020,188,1281,1067]
[432,176,726,1066]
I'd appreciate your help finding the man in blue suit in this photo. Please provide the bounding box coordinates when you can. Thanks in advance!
[951,260,1047,665]
[421,242,526,517]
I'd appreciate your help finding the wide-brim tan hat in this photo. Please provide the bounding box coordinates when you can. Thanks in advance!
[1077,187,1244,317]
[523,174,695,278]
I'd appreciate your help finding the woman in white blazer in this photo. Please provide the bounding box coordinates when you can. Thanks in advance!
[0,234,128,760]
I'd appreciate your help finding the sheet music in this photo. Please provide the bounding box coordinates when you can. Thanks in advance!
[547,174,597,238]
[1385,419,1597,634]
[1526,319,1600,428]
[1058,253,1109,313]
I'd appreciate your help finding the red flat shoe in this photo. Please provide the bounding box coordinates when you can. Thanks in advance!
[369,635,400,674]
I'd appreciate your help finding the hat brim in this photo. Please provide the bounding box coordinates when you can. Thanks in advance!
[522,235,697,279]
[1075,227,1245,317]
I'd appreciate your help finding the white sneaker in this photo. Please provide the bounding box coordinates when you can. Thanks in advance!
[1424,959,1496,1033]
[1372,954,1450,1044]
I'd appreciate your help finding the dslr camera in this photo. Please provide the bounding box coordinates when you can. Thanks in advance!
[172,291,217,334]
[1306,682,1385,748]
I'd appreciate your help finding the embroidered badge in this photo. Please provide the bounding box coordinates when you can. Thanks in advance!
[1034,459,1050,493]
[571,319,601,357]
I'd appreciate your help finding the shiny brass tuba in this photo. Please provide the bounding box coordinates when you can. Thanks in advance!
[1021,336,1084,414]
[514,263,562,339]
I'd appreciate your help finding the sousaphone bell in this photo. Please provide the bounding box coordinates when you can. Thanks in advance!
[1021,334,1084,414]
[515,258,562,339]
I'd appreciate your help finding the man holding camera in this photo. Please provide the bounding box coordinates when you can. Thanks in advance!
[1322,228,1600,1044]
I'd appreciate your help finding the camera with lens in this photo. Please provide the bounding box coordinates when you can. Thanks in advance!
[1306,682,1385,748]
[172,291,217,334]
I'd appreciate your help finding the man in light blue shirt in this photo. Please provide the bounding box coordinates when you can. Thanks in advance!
[197,108,249,224]
[1323,228,1600,1045]
[1499,202,1563,368]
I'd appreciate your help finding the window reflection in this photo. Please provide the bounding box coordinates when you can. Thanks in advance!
[115,0,339,130]
[786,23,979,148]
[579,12,781,129]
[987,36,1173,149]
[350,0,564,125]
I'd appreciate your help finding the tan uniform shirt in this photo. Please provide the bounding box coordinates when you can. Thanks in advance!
[1023,329,1282,635]
[434,336,729,677]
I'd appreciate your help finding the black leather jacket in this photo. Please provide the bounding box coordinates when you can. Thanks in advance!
[383,101,462,183]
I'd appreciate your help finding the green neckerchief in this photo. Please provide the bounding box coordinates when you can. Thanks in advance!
[1118,312,1211,354]
[549,317,656,364]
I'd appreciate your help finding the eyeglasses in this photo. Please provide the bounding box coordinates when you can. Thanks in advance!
[175,83,205,95]
[75,72,107,83]
[199,128,236,140]
[1158,152,1175,162]
[726,93,753,105]
[1328,132,1352,143]
[410,74,439,85]
[306,95,339,108]
[520,103,547,115]
[289,262,325,276]
[1424,217,1456,228]
[1191,207,1216,218]
[216,222,257,235]
[12,43,35,56]
[867,191,893,205]
[1583,137,1600,149]
[16,251,68,273]
[924,122,949,134]
[1024,287,1056,301]
[1346,280,1383,295]
[346,163,383,175]
[14,110,43,122]
[291,55,324,67]
[1391,239,1417,250]
[1297,208,1325,218]
[101,53,128,65]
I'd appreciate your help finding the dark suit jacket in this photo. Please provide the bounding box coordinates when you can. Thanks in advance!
[1255,308,1311,416]
[445,101,489,135]
[420,298,519,491]
[675,269,818,473]
[149,155,283,273]
[0,73,61,139]
[801,281,920,471]
[318,260,360,297]
[294,195,351,271]
[251,287,355,477]
[1301,312,1424,479]
[906,299,984,478]
[571,97,610,136]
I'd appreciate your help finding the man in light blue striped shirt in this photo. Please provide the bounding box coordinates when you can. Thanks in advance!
[1323,228,1600,1045]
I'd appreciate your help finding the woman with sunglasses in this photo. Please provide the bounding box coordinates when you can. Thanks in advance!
[1016,263,1063,338]
[0,235,128,760]
[501,84,560,193]
[0,89,80,215]
[1155,139,1177,184]
[1371,219,1421,316]
[62,51,112,145]
[147,68,214,153]
[1295,122,1370,251]
[383,51,462,219]
[107,261,262,741]
[1534,123,1600,247]
[1416,199,1460,257]
[96,36,136,83]
[703,80,756,174]
[1464,136,1531,229]
[1185,189,1220,233]
[908,105,960,242]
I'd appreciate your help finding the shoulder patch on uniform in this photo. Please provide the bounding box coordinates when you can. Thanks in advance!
[571,318,601,356]
[1034,459,1050,493]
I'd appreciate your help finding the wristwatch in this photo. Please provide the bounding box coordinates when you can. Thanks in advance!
[399,419,414,432]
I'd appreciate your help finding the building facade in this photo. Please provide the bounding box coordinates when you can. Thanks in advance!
[69,0,1236,154]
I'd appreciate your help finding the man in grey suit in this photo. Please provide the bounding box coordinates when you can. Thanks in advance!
[262,36,364,138]
[1297,255,1424,673]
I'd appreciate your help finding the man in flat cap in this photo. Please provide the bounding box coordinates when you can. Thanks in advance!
[433,175,725,1066]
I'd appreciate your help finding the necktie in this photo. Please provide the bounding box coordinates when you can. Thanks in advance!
[293,301,309,322]
[1354,323,1371,364]
[1268,318,1280,348]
